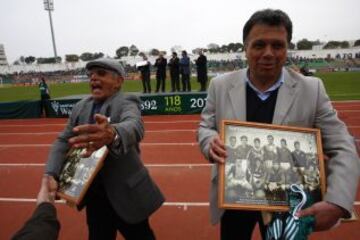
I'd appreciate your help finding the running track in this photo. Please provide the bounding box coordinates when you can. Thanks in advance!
[0,101,359,240]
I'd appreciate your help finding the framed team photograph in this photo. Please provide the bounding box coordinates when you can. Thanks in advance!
[57,146,109,206]
[219,120,326,211]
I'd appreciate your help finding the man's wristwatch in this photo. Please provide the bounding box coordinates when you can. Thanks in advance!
[111,127,121,148]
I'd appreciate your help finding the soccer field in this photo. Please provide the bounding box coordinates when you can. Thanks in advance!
[0,72,359,102]
[316,72,360,100]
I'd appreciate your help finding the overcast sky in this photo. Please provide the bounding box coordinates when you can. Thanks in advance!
[1,0,359,62]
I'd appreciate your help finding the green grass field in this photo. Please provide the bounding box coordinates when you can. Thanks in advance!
[0,72,359,102]
[315,72,360,100]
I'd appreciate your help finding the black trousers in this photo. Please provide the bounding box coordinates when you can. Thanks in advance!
[141,74,151,93]
[181,73,191,92]
[199,80,207,91]
[220,210,266,240]
[170,73,180,92]
[86,183,155,240]
[155,75,166,92]
[40,94,50,116]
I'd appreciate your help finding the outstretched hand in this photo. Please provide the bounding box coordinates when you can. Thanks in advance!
[68,114,115,157]
[296,201,346,231]
[37,175,58,205]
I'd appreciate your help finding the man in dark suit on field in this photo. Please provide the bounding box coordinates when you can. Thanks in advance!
[44,58,165,240]
[154,53,167,92]
[137,55,152,93]
[180,50,191,92]
[168,52,180,92]
[195,50,208,91]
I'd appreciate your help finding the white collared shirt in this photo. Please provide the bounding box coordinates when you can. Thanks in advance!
[245,68,285,101]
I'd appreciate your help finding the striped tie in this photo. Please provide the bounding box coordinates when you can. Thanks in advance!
[265,184,315,240]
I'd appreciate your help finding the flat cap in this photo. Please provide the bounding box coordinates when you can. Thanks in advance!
[86,58,126,77]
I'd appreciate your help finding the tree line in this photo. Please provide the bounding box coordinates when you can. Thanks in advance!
[14,39,360,65]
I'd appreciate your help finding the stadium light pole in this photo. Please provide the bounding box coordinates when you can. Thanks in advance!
[43,0,58,59]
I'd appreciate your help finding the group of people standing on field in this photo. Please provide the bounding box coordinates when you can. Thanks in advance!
[137,50,208,93]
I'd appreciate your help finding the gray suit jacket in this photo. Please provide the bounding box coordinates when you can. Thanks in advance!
[197,68,360,224]
[46,92,164,224]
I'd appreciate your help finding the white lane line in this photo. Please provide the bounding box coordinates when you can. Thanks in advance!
[147,163,211,167]
[332,100,360,103]
[0,198,210,207]
[0,163,46,167]
[0,132,59,135]
[0,124,66,127]
[2,127,360,135]
[338,110,360,113]
[145,120,199,124]
[0,142,199,148]
[0,144,52,147]
[3,127,360,135]
[0,129,197,135]
[0,198,358,208]
[163,202,209,207]
[0,125,360,136]
[0,120,200,128]
[0,163,212,167]
[136,129,197,133]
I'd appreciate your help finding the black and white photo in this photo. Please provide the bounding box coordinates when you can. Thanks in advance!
[219,120,325,211]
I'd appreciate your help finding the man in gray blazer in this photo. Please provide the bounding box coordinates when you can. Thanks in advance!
[44,58,164,240]
[197,9,359,240]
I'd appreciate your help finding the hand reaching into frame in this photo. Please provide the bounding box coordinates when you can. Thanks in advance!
[37,175,58,205]
[68,114,116,157]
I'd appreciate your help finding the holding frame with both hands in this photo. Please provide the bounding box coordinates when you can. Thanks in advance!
[218,120,326,212]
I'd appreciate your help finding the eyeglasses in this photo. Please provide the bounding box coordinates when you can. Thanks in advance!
[86,68,114,77]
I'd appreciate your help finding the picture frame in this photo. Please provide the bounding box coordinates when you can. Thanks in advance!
[219,120,326,212]
[57,146,109,206]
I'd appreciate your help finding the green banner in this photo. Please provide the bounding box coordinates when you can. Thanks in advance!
[45,99,79,118]
[0,93,208,119]
[0,100,41,119]
[140,92,207,115]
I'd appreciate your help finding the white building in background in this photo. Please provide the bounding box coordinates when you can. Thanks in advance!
[1,46,360,75]
[0,44,8,66]
[288,47,360,59]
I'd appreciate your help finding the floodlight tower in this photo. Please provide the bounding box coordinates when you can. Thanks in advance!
[43,0,58,58]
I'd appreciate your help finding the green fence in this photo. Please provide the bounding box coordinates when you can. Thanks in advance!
[0,100,41,119]
[0,92,207,119]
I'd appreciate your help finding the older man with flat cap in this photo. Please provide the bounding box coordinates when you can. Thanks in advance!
[44,58,165,240]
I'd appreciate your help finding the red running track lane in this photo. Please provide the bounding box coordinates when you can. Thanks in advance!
[0,124,358,142]
[0,145,206,165]
[0,122,199,133]
[1,101,360,240]
[0,166,211,202]
[0,131,198,145]
[0,202,222,240]
[0,203,359,240]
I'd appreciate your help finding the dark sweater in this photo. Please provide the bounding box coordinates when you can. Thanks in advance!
[246,84,279,124]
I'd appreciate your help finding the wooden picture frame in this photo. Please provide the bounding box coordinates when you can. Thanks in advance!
[57,146,109,206]
[219,120,326,212]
